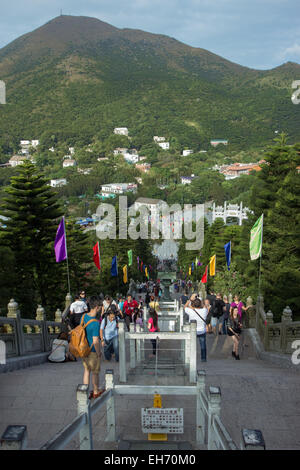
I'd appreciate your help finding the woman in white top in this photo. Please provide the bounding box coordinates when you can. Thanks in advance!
[48,332,75,363]
[185,298,208,362]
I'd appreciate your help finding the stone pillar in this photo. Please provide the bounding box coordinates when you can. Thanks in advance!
[7,299,23,355]
[129,323,136,370]
[118,320,127,383]
[281,306,292,323]
[105,370,116,442]
[35,305,45,334]
[183,323,191,366]
[136,324,141,363]
[196,370,206,444]
[55,309,62,333]
[65,292,72,309]
[207,386,221,450]
[189,320,197,384]
[1,425,27,450]
[76,384,92,450]
[264,310,273,350]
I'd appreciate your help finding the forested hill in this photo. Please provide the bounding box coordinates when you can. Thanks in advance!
[0,15,299,150]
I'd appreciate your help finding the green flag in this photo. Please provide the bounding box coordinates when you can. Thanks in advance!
[128,249,133,266]
[250,214,263,260]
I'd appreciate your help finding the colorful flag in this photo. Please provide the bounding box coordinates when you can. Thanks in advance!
[224,241,231,271]
[128,249,133,266]
[111,256,118,277]
[250,214,263,260]
[141,261,143,272]
[54,217,67,263]
[209,255,216,276]
[201,266,208,284]
[145,267,149,279]
[123,265,128,283]
[189,266,192,276]
[93,242,101,270]
[191,262,195,272]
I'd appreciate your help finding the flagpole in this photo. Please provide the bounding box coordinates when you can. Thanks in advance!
[258,214,264,295]
[63,216,71,295]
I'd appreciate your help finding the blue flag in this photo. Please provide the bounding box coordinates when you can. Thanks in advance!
[111,256,118,277]
[224,241,231,271]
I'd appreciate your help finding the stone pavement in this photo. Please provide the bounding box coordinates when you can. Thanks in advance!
[1,331,300,450]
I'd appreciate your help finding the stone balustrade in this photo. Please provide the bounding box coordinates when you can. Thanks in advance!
[255,296,300,354]
[0,295,70,367]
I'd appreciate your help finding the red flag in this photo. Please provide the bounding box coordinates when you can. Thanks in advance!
[93,242,101,270]
[201,265,208,284]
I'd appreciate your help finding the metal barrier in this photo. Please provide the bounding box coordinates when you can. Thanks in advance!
[0,369,265,450]
[118,320,197,384]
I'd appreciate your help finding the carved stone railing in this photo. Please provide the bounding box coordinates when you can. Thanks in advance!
[255,296,300,354]
[0,294,71,361]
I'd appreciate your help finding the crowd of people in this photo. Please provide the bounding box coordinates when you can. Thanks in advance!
[48,280,249,400]
[181,290,250,362]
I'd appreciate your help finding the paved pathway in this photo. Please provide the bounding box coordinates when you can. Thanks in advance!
[0,332,299,450]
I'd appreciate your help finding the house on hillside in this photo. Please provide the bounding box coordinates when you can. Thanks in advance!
[20,139,39,154]
[182,149,193,157]
[133,197,165,214]
[180,175,195,185]
[158,142,170,150]
[114,127,129,136]
[220,161,265,180]
[113,148,128,156]
[135,163,151,173]
[101,183,137,198]
[153,136,166,143]
[210,139,228,147]
[63,159,77,168]
[9,155,31,167]
[50,179,67,188]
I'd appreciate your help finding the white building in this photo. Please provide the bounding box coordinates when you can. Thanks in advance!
[158,142,170,150]
[153,136,166,143]
[50,179,67,188]
[180,175,195,185]
[210,139,228,147]
[113,148,128,156]
[9,155,29,167]
[124,153,139,164]
[114,127,129,136]
[134,197,165,214]
[63,159,76,168]
[182,149,193,157]
[20,140,39,154]
[101,183,137,198]
[69,147,75,155]
[77,167,92,175]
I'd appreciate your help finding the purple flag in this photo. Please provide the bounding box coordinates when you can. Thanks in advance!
[54,217,67,262]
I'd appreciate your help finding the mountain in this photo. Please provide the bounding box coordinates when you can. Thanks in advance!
[0,15,299,151]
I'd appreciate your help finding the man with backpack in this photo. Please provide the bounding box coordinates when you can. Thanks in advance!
[81,296,104,399]
[100,309,119,362]
[210,293,225,336]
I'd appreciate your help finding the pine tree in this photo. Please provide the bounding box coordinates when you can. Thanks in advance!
[1,161,63,316]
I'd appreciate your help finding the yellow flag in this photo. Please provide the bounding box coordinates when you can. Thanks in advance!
[189,266,192,276]
[123,265,128,283]
[209,255,216,276]
[145,267,148,278]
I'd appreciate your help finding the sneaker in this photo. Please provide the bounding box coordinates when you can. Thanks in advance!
[235,355,240,360]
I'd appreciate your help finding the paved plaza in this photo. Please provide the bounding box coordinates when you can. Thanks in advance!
[0,333,300,450]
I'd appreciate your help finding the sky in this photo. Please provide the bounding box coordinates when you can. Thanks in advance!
[0,0,300,70]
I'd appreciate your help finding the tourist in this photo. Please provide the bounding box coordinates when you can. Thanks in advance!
[79,290,90,311]
[148,307,159,356]
[123,294,139,331]
[185,298,208,362]
[100,308,119,362]
[149,295,160,312]
[101,295,118,317]
[82,296,104,399]
[132,307,144,331]
[222,295,231,335]
[47,332,76,363]
[180,289,189,307]
[204,298,213,334]
[69,294,88,329]
[227,307,242,360]
[211,293,225,335]
[145,291,151,308]
[118,296,125,315]
[230,295,249,325]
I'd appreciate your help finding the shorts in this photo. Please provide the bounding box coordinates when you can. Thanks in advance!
[82,352,101,373]
[211,317,218,327]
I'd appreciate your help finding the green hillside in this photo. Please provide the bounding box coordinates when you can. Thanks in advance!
[0,15,299,152]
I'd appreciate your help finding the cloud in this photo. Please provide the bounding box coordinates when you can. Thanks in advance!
[279,43,300,61]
